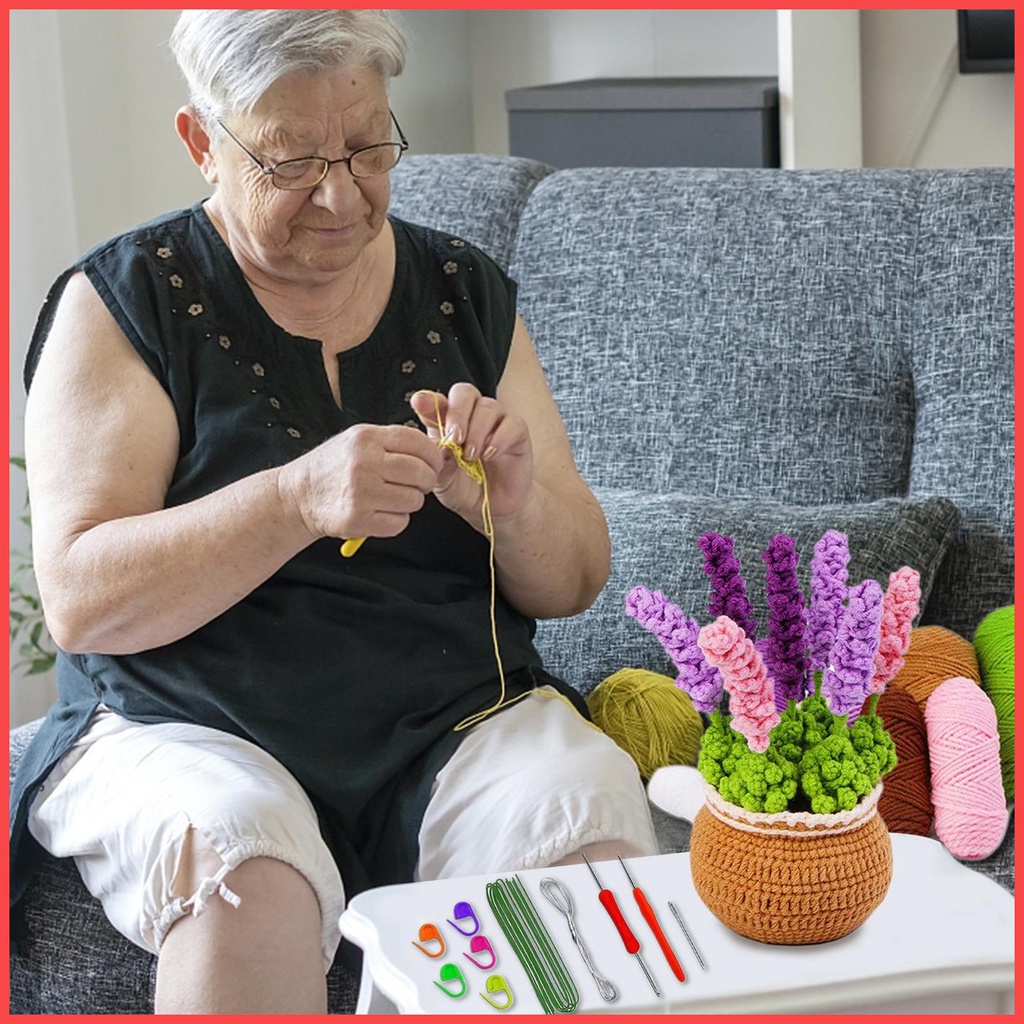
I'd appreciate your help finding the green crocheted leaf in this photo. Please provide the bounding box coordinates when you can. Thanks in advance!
[698,695,897,814]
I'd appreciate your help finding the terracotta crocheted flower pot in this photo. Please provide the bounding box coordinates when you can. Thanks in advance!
[689,783,892,945]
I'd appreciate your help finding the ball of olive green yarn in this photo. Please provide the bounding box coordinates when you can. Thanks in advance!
[974,605,1014,800]
[587,668,703,780]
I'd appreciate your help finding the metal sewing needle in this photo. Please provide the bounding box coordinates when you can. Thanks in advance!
[668,901,707,971]
[581,852,660,997]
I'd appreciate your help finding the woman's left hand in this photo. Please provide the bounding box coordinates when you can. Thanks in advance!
[408,318,608,619]
[409,383,534,527]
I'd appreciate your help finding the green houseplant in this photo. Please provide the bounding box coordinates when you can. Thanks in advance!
[10,456,57,676]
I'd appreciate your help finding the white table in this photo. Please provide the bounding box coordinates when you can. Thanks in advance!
[339,833,1014,1015]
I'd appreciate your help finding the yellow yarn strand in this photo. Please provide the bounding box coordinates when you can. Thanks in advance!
[432,400,529,732]
[338,391,525,731]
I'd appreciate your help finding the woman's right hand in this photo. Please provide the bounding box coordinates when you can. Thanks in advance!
[278,423,445,543]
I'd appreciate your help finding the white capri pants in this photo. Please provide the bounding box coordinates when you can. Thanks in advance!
[28,689,658,970]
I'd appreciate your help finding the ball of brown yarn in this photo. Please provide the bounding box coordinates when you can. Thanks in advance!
[868,686,933,836]
[888,626,980,714]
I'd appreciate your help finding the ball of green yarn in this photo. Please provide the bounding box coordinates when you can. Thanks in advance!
[587,668,703,780]
[974,605,1014,800]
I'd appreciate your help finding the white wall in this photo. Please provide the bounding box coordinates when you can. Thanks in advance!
[54,10,199,250]
[778,9,863,168]
[390,10,474,155]
[9,12,79,725]
[860,9,1015,168]
[467,9,777,155]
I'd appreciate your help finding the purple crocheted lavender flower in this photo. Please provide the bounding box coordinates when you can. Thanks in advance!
[625,585,724,712]
[821,579,884,721]
[760,534,808,711]
[697,532,757,641]
[807,530,850,674]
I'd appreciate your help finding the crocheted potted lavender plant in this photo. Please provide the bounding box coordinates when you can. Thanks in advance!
[627,530,920,945]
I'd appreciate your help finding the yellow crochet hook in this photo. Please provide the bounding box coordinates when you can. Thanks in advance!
[340,392,442,560]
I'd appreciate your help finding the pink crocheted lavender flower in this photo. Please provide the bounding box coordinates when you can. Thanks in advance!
[807,530,850,674]
[821,579,884,721]
[625,586,723,712]
[869,567,921,694]
[760,534,809,712]
[697,532,757,640]
[698,615,779,753]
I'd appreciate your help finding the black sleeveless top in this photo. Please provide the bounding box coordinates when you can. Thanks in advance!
[10,204,586,913]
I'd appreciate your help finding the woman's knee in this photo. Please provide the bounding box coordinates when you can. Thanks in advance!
[159,826,337,959]
[156,844,328,1013]
[166,832,323,949]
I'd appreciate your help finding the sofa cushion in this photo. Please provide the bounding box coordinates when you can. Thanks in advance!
[908,171,1015,638]
[512,167,923,504]
[511,167,1013,642]
[534,494,960,696]
[388,154,554,271]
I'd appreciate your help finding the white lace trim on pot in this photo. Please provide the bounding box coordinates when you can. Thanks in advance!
[703,781,883,837]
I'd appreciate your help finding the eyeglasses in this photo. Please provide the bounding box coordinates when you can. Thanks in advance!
[216,111,408,190]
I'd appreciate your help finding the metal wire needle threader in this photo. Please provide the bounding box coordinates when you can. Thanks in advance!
[580,852,660,997]
[540,877,618,1002]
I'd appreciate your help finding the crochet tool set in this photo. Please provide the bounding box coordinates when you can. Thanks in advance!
[408,856,706,1013]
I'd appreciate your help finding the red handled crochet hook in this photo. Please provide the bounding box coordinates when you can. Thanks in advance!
[581,852,660,997]
[617,855,686,982]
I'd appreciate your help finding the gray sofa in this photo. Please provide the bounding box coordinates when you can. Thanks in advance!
[10,157,1014,1013]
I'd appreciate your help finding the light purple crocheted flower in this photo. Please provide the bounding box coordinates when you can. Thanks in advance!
[761,534,808,711]
[697,532,757,641]
[807,530,850,674]
[625,585,724,712]
[821,579,884,721]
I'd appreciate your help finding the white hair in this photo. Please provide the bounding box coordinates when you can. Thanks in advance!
[169,9,407,126]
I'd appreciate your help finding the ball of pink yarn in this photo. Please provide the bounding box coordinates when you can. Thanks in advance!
[924,677,1009,860]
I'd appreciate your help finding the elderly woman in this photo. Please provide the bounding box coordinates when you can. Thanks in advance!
[10,9,658,1014]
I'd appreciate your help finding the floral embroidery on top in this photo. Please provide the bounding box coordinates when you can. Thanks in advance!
[443,261,458,275]
[401,360,416,374]
[144,236,311,448]
[427,330,441,345]
[449,238,466,248]
[440,301,454,315]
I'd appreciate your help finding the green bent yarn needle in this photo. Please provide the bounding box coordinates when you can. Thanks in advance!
[486,875,579,1014]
